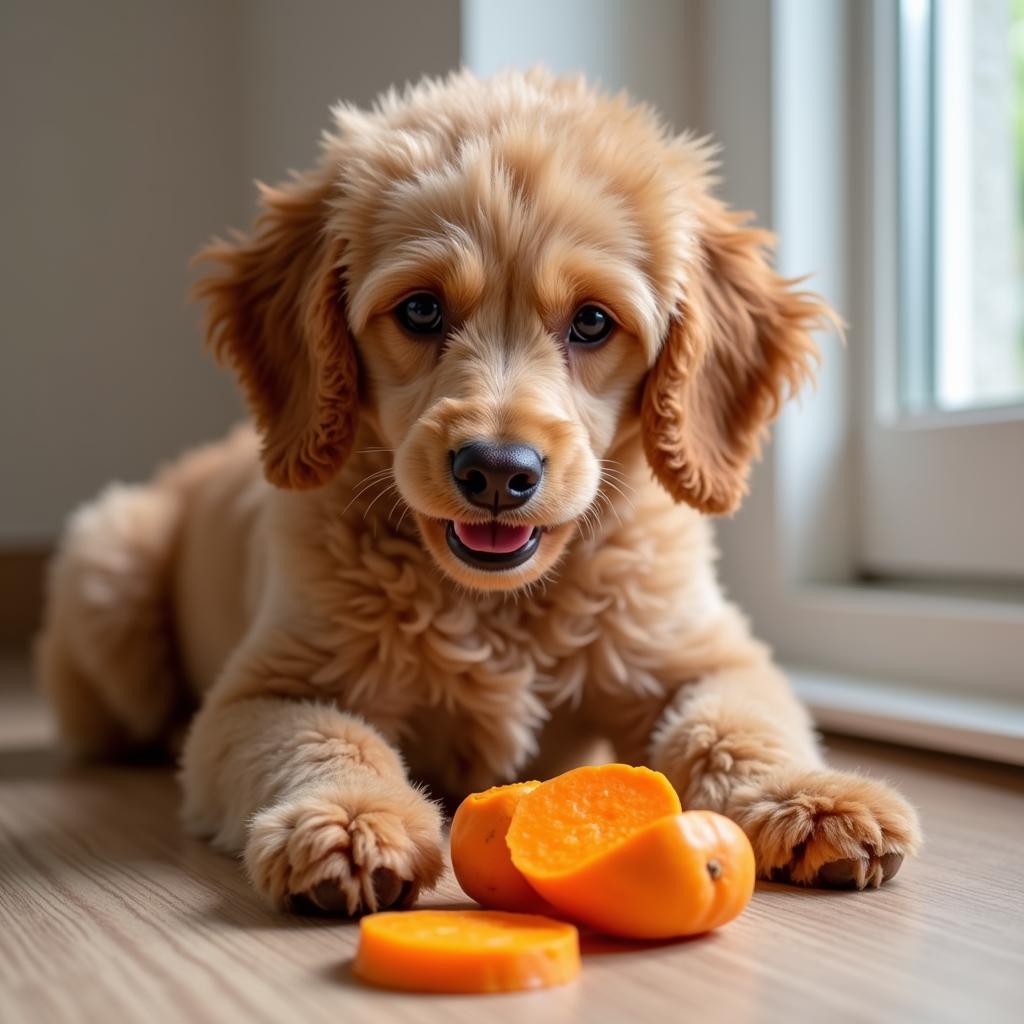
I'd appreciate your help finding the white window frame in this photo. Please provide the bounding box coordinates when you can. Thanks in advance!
[859,0,1024,580]
[712,0,1024,763]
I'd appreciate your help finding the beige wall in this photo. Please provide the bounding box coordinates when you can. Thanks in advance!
[1,1,243,543]
[3,0,756,545]
[0,0,459,543]
[239,0,462,195]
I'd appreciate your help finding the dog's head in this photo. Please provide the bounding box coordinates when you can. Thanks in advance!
[196,70,831,591]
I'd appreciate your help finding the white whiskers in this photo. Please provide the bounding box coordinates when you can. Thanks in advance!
[341,468,394,516]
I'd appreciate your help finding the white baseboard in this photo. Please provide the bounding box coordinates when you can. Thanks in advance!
[787,666,1024,766]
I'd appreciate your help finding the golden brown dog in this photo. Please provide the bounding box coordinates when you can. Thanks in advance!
[37,69,920,914]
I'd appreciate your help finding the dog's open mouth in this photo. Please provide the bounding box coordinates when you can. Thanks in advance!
[445,520,542,570]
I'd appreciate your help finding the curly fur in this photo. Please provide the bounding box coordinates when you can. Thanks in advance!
[193,173,359,490]
[728,768,922,887]
[36,69,920,911]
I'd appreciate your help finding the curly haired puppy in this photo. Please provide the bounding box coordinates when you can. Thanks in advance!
[37,69,921,914]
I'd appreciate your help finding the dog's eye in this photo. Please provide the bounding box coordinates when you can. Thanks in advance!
[396,293,444,335]
[568,304,615,345]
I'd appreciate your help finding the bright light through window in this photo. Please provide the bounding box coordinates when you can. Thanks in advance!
[900,0,1024,412]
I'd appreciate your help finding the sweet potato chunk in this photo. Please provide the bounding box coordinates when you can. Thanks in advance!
[450,781,551,912]
[506,764,754,938]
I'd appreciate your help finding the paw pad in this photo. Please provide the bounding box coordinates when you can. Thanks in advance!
[292,866,414,915]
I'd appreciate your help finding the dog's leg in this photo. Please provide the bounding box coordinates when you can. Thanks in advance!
[36,481,185,758]
[180,691,443,914]
[648,655,922,889]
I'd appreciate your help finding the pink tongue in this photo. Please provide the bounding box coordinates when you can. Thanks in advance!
[453,521,533,554]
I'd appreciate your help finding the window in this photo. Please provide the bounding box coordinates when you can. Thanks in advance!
[860,0,1024,580]
[901,0,1024,413]
[714,0,1024,763]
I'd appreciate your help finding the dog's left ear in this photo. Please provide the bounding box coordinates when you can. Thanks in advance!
[641,199,834,515]
[192,166,358,490]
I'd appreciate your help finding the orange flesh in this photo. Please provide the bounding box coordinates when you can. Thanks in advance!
[353,910,580,993]
[450,781,550,912]
[507,764,682,876]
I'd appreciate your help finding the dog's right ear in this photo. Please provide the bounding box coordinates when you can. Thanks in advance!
[192,167,358,490]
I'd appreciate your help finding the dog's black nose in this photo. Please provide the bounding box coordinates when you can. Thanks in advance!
[452,442,543,510]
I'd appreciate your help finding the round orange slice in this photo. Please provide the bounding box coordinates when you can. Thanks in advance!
[352,909,580,993]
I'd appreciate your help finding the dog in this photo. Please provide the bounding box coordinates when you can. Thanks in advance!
[37,69,921,914]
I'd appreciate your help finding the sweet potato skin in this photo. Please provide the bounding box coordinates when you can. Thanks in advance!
[450,781,551,913]
[510,810,755,939]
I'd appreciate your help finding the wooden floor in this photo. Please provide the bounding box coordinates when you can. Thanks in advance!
[1,651,1023,1024]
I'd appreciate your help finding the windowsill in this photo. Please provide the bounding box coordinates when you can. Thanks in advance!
[788,665,1024,767]
[854,575,1024,607]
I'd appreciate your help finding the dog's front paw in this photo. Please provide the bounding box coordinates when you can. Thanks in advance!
[244,775,444,915]
[728,767,922,889]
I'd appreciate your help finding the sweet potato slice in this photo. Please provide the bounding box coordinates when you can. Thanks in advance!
[450,781,551,912]
[505,763,682,876]
[353,909,580,993]
[506,763,753,938]
[511,809,754,938]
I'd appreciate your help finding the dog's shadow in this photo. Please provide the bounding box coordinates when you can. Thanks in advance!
[0,743,66,782]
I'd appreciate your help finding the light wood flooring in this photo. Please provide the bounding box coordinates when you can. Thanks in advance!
[1,652,1022,1024]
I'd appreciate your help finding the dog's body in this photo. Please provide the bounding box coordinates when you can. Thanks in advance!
[37,70,920,914]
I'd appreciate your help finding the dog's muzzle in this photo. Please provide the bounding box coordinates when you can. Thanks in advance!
[444,441,546,570]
